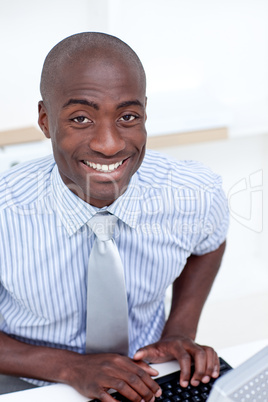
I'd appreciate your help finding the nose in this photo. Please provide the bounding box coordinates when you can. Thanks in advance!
[89,122,125,156]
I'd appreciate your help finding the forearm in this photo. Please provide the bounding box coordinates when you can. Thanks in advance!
[162,241,226,340]
[0,331,74,384]
[0,331,161,400]
[133,243,226,386]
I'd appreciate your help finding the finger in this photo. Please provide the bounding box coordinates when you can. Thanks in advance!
[113,361,162,400]
[132,362,162,398]
[191,346,219,385]
[211,355,220,379]
[133,349,146,360]
[177,351,192,387]
[128,366,161,398]
[196,347,219,383]
[190,347,207,386]
[133,346,157,362]
[203,348,220,380]
[90,388,119,402]
[140,341,193,387]
[93,371,154,402]
[133,343,172,364]
[134,359,159,377]
[110,377,155,402]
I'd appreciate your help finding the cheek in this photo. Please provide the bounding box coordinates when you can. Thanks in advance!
[131,126,147,147]
[130,134,146,172]
[137,143,146,167]
[50,132,73,167]
[136,130,147,155]
[50,127,73,153]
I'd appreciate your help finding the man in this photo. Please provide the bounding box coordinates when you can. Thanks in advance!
[0,32,228,399]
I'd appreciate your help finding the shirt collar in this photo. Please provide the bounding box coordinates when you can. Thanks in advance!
[51,165,141,236]
[106,173,141,228]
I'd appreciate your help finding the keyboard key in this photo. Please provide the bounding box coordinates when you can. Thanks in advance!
[181,391,191,398]
[186,385,192,390]
[164,390,174,397]
[164,383,173,389]
[171,396,182,402]
[190,389,200,395]
[199,384,210,392]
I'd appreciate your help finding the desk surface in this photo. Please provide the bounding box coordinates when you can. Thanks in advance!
[1,339,267,402]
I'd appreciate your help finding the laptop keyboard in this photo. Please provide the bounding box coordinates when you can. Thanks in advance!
[90,357,232,402]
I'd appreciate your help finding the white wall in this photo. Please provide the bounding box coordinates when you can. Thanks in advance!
[1,0,268,137]
[106,0,268,137]
[0,0,107,132]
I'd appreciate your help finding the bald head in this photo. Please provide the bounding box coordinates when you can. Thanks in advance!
[40,32,146,104]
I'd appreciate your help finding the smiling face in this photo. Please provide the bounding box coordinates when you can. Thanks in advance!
[38,54,147,208]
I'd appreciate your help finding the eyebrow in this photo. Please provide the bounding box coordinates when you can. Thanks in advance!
[116,100,144,110]
[62,98,144,111]
[63,99,99,110]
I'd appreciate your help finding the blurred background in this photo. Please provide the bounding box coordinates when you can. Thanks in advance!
[0,0,267,350]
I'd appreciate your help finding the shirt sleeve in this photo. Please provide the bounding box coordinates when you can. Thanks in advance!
[192,180,229,256]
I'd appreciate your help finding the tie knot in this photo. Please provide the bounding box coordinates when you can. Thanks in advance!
[88,212,118,241]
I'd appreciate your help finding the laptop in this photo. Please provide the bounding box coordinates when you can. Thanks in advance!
[208,345,268,401]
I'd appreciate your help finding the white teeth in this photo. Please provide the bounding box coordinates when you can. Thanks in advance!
[84,160,123,172]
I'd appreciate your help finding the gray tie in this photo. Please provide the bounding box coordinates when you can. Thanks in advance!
[86,212,129,355]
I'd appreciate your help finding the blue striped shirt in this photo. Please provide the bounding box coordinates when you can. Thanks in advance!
[0,150,228,385]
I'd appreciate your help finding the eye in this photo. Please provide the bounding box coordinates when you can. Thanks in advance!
[72,116,91,124]
[119,114,137,122]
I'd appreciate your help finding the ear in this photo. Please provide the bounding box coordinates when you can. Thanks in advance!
[38,101,51,139]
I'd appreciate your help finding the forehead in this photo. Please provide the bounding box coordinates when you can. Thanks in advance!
[50,54,145,106]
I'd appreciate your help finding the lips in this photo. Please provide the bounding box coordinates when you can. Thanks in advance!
[82,159,124,173]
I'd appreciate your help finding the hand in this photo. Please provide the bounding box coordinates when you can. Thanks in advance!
[64,353,162,401]
[133,336,220,388]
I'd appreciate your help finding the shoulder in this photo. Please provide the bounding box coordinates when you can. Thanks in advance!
[0,155,56,211]
[138,149,222,190]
